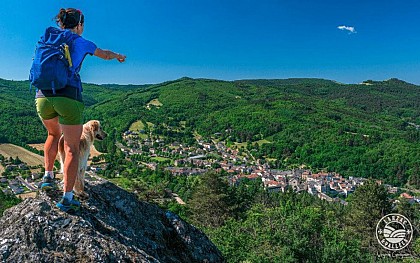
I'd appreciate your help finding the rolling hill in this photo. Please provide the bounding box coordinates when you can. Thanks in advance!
[0,77,419,186]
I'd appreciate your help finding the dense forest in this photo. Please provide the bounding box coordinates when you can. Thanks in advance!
[1,76,419,261]
[97,160,420,262]
[1,77,418,186]
[0,190,20,216]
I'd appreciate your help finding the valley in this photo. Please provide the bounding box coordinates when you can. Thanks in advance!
[0,77,419,261]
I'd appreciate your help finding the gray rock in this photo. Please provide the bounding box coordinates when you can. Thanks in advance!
[0,177,224,263]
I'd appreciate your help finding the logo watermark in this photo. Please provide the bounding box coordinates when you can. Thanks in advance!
[376,213,413,251]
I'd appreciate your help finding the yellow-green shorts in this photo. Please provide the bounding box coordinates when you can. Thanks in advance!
[35,97,84,125]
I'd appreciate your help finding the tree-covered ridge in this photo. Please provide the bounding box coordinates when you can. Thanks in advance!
[0,78,147,145]
[1,77,419,262]
[142,78,419,186]
[192,174,419,262]
[0,77,419,186]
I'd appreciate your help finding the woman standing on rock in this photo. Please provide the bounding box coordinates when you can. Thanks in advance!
[33,8,126,213]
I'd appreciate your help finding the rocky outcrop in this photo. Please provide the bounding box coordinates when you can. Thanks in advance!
[0,176,224,262]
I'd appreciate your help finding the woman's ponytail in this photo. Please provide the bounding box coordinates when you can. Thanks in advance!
[55,8,83,29]
[55,8,67,27]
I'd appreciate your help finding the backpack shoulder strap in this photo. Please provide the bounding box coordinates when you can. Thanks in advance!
[41,27,79,46]
[62,30,80,43]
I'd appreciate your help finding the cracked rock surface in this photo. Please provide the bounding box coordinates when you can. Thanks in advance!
[0,176,224,263]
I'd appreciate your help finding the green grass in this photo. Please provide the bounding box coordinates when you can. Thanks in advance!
[109,177,134,190]
[193,131,202,140]
[146,122,155,130]
[151,156,171,162]
[234,139,271,148]
[129,120,145,132]
[255,139,271,145]
[127,121,155,130]
[147,99,163,107]
[128,120,153,139]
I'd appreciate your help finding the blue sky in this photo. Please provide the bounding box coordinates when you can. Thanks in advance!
[1,0,420,85]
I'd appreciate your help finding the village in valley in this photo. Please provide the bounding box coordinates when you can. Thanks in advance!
[1,124,419,206]
[0,155,39,196]
[117,126,419,205]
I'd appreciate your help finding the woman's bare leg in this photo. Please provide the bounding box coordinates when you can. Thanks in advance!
[41,117,61,172]
[60,124,83,193]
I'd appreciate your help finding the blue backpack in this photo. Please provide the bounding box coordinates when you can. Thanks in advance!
[29,27,80,94]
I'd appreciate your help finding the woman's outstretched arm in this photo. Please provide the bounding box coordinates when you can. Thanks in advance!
[94,48,126,62]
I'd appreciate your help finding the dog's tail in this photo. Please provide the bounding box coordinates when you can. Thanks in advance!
[59,157,64,174]
[58,136,65,174]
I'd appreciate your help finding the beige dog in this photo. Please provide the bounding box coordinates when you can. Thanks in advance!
[58,120,107,197]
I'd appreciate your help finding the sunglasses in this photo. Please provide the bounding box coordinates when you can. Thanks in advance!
[77,9,84,25]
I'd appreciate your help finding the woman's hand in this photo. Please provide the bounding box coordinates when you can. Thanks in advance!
[116,54,126,63]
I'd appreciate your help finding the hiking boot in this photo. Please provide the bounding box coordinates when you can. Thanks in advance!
[56,197,81,213]
[38,176,57,192]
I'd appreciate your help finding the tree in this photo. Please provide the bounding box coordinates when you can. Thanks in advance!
[408,164,420,188]
[0,191,21,216]
[188,172,233,228]
[345,180,392,251]
[206,193,373,263]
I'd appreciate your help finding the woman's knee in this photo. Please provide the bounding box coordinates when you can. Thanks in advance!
[42,117,61,136]
[61,124,83,153]
[48,131,62,139]
[64,141,80,155]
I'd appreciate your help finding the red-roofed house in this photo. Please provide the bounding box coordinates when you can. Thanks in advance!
[246,174,260,180]
[400,193,413,199]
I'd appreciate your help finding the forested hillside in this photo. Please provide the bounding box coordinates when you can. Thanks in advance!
[0,78,149,144]
[1,77,419,262]
[0,77,419,186]
[88,77,419,186]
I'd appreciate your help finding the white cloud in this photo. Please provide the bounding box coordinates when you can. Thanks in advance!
[337,25,356,34]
